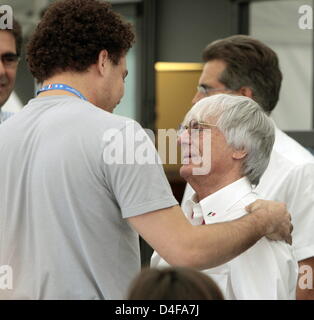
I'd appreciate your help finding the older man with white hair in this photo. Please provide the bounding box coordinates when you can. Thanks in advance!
[152,94,298,300]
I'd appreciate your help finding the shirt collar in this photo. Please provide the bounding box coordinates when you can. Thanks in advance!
[268,120,283,151]
[182,193,203,225]
[198,177,252,221]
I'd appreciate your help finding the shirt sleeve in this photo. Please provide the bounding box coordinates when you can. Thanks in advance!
[280,163,314,262]
[102,120,178,218]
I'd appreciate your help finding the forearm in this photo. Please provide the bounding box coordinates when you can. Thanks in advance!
[129,202,290,271]
[178,213,268,269]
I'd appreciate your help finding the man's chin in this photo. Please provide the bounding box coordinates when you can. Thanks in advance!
[0,94,10,108]
[180,164,196,181]
[180,162,210,180]
[103,103,118,113]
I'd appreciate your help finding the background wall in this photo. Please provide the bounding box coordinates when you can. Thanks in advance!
[156,0,233,62]
[3,0,313,134]
[2,0,236,114]
[250,0,313,131]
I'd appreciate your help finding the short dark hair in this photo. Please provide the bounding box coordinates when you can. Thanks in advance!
[127,267,224,300]
[0,13,23,57]
[202,35,282,114]
[27,0,135,83]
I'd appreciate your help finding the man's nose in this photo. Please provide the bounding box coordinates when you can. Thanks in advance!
[177,129,190,146]
[191,91,203,105]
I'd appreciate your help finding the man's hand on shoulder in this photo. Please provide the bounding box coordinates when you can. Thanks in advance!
[245,199,293,245]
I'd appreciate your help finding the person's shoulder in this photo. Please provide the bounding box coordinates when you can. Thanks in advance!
[274,128,314,166]
[65,97,142,132]
[228,192,258,220]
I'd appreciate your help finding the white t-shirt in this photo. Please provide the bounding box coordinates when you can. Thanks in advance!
[0,96,178,299]
[152,177,298,300]
[182,127,314,262]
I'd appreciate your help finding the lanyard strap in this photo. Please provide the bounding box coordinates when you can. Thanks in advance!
[37,84,88,101]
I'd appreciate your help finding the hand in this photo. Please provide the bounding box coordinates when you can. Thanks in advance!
[245,199,293,245]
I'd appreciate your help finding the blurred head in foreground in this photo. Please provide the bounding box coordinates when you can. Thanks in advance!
[127,267,224,300]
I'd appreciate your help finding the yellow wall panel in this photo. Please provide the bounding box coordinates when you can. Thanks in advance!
[155,62,203,180]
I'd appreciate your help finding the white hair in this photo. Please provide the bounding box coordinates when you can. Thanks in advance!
[183,94,275,185]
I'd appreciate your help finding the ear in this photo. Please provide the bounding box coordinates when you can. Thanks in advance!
[97,50,109,76]
[239,87,254,99]
[232,149,247,160]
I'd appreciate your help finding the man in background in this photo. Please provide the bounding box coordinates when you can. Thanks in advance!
[183,35,314,299]
[0,13,22,122]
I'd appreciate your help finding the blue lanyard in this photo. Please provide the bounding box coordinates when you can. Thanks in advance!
[37,84,88,101]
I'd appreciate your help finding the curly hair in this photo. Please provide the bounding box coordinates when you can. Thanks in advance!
[27,0,135,83]
[0,13,23,57]
[202,35,282,114]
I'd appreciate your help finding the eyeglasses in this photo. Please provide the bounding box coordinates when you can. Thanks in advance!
[196,84,229,96]
[0,53,20,68]
[178,119,217,136]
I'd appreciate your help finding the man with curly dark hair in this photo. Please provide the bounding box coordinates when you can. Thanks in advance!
[27,0,134,112]
[0,0,292,299]
[0,12,22,122]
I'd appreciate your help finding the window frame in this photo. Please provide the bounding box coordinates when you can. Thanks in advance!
[231,0,314,149]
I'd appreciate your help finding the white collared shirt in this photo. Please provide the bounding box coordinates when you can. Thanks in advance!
[151,177,298,300]
[256,128,314,262]
[0,110,14,123]
[182,126,314,263]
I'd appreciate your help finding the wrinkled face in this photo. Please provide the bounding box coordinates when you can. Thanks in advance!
[179,116,235,180]
[102,56,128,113]
[0,31,18,108]
[192,59,230,105]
